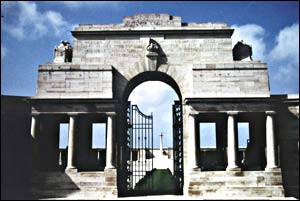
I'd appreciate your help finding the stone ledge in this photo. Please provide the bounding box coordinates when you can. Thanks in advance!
[38,64,113,71]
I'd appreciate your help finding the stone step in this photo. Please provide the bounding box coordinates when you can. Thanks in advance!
[30,184,79,191]
[189,181,283,189]
[189,176,283,186]
[32,181,116,190]
[32,176,106,183]
[32,172,107,184]
[188,171,285,198]
[30,189,117,199]
[76,171,105,177]
[189,186,284,197]
[31,185,117,192]
[190,171,282,177]
[30,170,118,199]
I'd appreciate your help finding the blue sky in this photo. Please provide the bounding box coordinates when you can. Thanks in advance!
[1,1,299,148]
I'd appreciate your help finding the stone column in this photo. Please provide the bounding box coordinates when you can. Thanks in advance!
[188,113,199,170]
[265,111,278,171]
[31,113,39,169]
[105,112,115,169]
[31,113,39,139]
[66,113,77,171]
[226,111,240,171]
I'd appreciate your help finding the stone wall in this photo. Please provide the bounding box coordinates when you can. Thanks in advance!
[37,64,113,98]
[35,14,270,99]
[192,62,269,97]
[1,96,32,199]
[276,95,299,198]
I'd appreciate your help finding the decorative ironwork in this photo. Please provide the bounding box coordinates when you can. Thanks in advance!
[173,100,184,194]
[126,103,153,195]
[124,101,183,196]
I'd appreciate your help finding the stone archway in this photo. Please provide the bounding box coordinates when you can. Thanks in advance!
[117,71,184,196]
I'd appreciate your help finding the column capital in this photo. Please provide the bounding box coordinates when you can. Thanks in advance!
[106,112,116,116]
[186,105,198,116]
[227,111,238,115]
[31,112,40,117]
[67,112,79,117]
[188,112,198,116]
[266,111,276,115]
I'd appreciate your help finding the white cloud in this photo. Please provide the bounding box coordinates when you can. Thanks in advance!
[273,63,298,83]
[59,1,120,9]
[269,23,299,63]
[45,11,69,36]
[231,24,266,61]
[1,45,8,59]
[2,2,72,41]
[268,23,299,87]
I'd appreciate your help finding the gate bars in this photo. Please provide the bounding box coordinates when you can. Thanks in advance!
[173,100,184,194]
[126,103,153,194]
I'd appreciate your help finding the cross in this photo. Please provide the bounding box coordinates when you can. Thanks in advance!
[159,132,164,154]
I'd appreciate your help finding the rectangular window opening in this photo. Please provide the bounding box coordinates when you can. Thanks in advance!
[200,122,217,148]
[92,123,106,149]
[59,123,69,166]
[59,123,69,149]
[238,122,250,148]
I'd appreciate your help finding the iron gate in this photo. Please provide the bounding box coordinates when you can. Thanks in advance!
[126,102,154,195]
[173,100,184,194]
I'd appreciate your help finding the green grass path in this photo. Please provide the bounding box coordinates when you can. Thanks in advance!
[135,169,179,194]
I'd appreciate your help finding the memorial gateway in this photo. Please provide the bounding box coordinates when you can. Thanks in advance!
[1,14,299,199]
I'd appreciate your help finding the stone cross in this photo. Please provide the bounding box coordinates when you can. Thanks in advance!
[160,132,163,154]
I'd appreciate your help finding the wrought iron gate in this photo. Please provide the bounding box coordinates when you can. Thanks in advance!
[173,100,184,194]
[126,102,154,195]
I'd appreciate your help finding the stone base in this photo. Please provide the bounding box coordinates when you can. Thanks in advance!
[65,168,78,173]
[191,167,201,172]
[226,167,242,171]
[265,167,281,172]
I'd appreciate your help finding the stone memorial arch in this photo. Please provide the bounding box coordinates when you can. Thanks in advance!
[8,14,296,199]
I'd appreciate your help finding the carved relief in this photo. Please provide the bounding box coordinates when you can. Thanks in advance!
[146,38,160,53]
[233,40,253,61]
[145,38,167,70]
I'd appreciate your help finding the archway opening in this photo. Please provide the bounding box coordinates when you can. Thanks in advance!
[128,81,180,195]
[120,72,183,196]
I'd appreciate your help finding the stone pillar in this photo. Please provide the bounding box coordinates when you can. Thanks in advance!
[265,111,278,171]
[188,113,199,170]
[105,112,115,169]
[226,111,240,171]
[31,114,39,139]
[31,113,39,169]
[66,114,77,171]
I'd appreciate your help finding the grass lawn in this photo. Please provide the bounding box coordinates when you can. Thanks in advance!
[135,168,180,195]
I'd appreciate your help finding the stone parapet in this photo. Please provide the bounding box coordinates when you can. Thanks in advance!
[193,61,267,69]
[74,14,230,31]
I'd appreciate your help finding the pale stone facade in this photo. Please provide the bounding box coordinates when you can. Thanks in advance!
[18,14,298,199]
